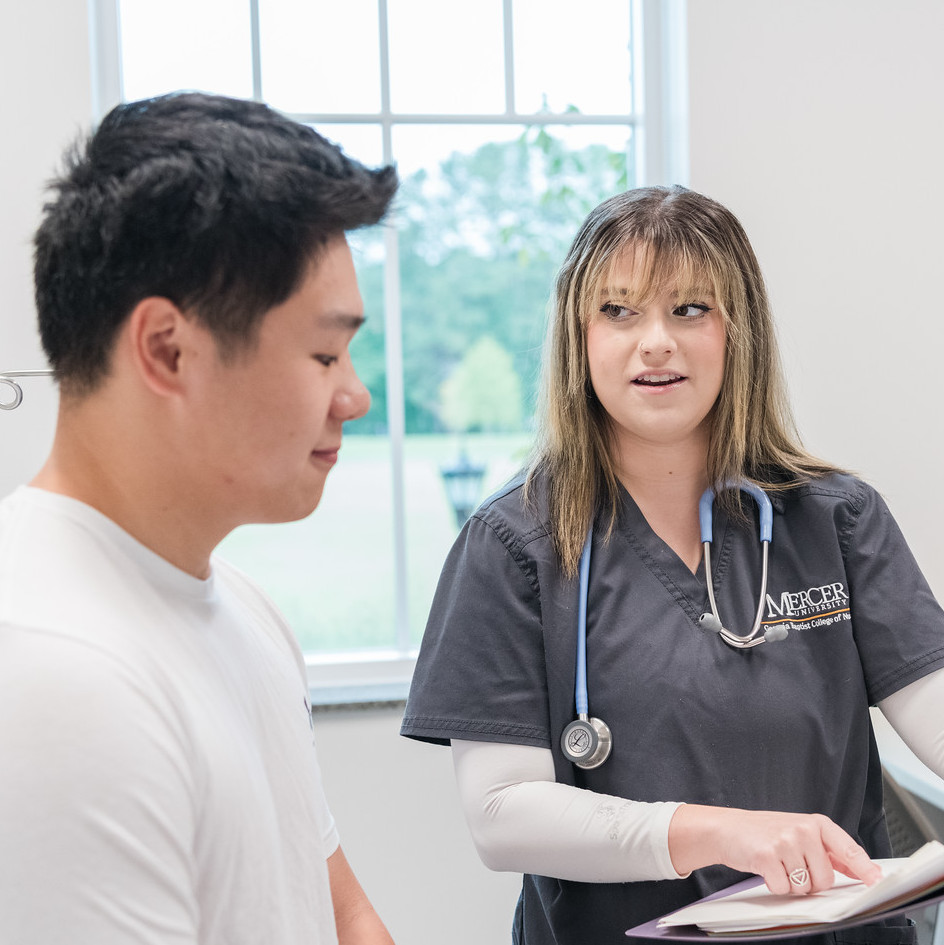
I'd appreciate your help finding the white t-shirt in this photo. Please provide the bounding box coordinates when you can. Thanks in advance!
[0,487,340,944]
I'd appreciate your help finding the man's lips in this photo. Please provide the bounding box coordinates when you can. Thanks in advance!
[311,447,339,464]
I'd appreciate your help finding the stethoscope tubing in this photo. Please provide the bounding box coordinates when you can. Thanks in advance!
[575,527,593,717]
[567,481,781,767]
[699,481,773,648]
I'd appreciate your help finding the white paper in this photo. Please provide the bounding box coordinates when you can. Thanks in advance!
[658,841,944,933]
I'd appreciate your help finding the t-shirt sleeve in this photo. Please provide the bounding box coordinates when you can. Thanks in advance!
[216,556,340,853]
[308,737,341,856]
[0,627,199,944]
[401,512,553,747]
[842,483,944,703]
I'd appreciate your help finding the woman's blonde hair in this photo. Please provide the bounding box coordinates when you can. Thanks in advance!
[526,185,839,576]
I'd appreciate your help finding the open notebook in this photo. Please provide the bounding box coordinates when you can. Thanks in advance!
[626,841,944,940]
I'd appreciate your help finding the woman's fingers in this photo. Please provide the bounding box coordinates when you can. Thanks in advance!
[821,818,883,886]
[781,863,810,895]
[668,805,881,895]
[763,862,801,896]
[804,849,837,893]
[763,815,881,895]
[774,855,834,896]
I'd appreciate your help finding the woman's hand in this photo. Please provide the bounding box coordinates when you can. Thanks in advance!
[668,805,883,895]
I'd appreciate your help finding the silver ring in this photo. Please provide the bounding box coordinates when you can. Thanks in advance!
[789,867,810,887]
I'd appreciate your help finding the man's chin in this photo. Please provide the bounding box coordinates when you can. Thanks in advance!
[252,486,326,526]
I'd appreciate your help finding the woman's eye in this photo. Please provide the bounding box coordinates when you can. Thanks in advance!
[599,302,633,320]
[313,354,338,367]
[674,303,711,318]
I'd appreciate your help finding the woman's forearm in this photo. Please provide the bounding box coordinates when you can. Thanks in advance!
[453,739,880,894]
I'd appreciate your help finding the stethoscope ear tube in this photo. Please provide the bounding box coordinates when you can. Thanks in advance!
[699,482,785,649]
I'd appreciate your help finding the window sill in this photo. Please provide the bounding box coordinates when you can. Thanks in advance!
[306,650,415,711]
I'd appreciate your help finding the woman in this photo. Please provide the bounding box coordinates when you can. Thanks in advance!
[401,186,944,944]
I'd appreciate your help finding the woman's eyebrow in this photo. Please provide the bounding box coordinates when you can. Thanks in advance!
[600,285,634,297]
[598,284,717,302]
[608,287,717,298]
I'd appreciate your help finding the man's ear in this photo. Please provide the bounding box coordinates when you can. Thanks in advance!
[125,297,199,397]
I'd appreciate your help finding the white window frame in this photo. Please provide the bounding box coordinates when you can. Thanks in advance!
[89,0,688,705]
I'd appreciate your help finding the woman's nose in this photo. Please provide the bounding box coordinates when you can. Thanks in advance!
[638,316,676,358]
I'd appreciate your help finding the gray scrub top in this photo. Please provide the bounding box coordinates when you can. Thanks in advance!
[401,471,944,945]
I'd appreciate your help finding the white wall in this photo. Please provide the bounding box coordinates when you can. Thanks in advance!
[686,0,944,595]
[0,1,87,493]
[313,709,521,943]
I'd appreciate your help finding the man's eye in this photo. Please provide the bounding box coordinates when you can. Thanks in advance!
[674,303,711,318]
[313,355,338,367]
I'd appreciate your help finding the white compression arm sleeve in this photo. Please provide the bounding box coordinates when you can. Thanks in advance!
[451,669,944,884]
[878,666,944,778]
[451,739,685,882]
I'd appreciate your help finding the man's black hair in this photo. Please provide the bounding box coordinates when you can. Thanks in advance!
[33,92,398,393]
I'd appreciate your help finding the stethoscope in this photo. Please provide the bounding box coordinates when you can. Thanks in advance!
[560,480,788,770]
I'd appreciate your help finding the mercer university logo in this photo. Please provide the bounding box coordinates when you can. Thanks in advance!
[763,582,851,631]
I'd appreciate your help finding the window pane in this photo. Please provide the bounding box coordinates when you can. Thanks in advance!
[513,0,633,114]
[387,0,505,113]
[393,123,635,644]
[405,431,531,646]
[260,0,381,113]
[313,123,385,169]
[118,0,253,101]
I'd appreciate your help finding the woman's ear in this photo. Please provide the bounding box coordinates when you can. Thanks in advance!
[125,297,197,397]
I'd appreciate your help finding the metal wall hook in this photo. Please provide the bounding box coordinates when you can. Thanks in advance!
[0,370,54,411]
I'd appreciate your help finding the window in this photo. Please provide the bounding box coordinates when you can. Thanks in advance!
[94,0,687,697]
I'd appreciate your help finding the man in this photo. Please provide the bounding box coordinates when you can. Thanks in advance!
[0,92,398,943]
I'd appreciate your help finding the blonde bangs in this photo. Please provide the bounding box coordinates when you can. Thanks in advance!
[589,239,729,320]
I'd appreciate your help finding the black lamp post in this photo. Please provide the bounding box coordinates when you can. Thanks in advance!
[440,450,486,529]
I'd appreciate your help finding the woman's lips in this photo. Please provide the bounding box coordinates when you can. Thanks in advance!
[632,373,685,387]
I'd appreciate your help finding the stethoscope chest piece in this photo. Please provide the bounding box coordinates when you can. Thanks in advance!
[561,715,612,769]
